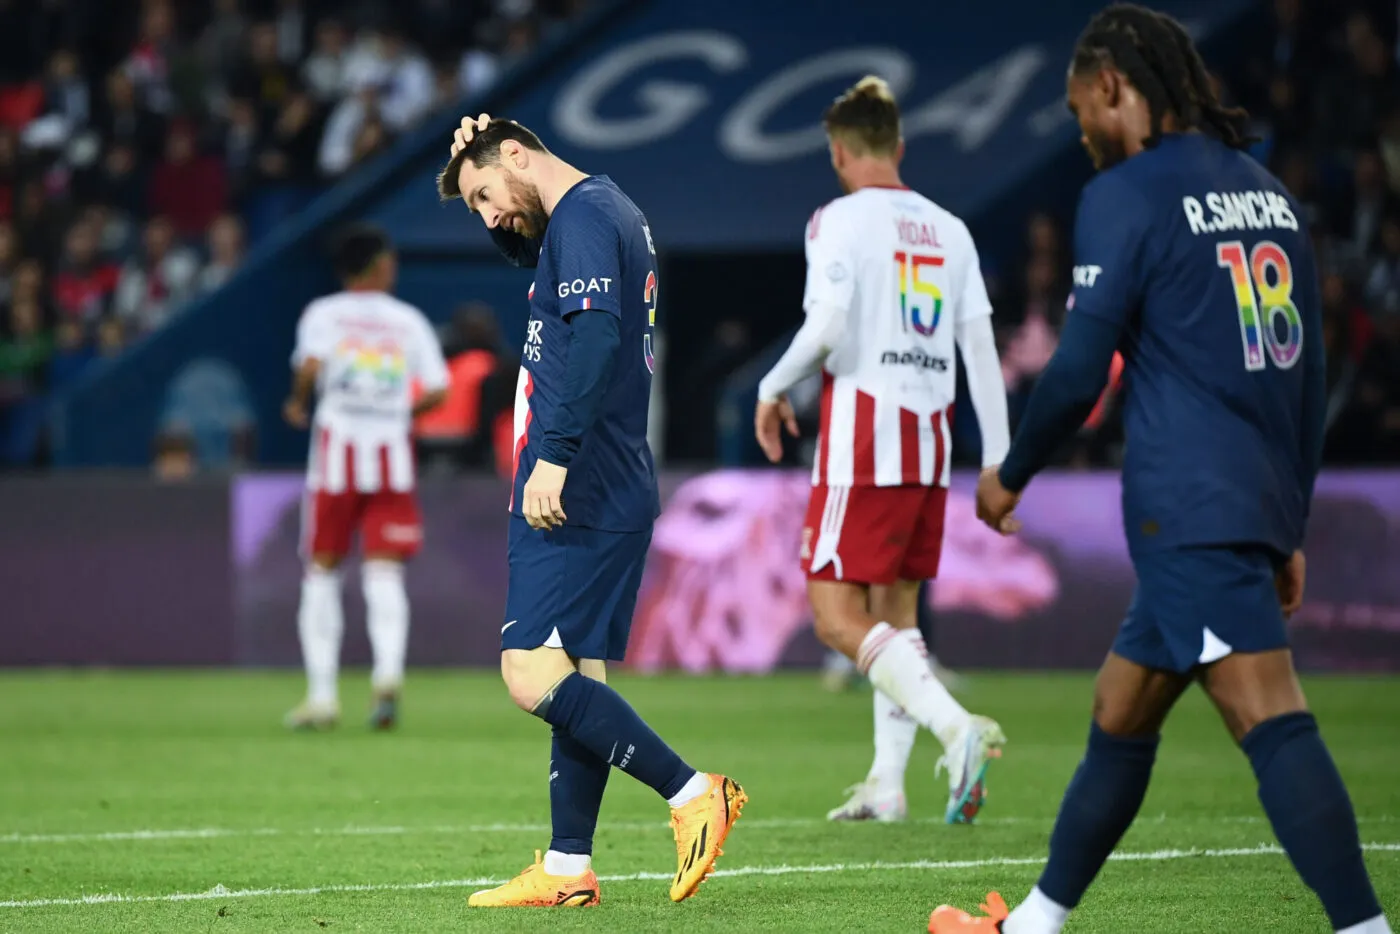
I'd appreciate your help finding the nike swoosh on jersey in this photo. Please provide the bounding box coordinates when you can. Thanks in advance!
[502,620,518,633]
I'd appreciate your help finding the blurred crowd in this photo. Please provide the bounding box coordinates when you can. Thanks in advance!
[0,0,589,467]
[991,0,1400,467]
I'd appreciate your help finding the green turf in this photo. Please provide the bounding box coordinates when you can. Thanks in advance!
[0,670,1396,932]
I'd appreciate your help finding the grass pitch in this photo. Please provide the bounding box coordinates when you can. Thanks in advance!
[1,670,1396,932]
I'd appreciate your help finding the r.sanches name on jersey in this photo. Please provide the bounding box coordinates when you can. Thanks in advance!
[1181,191,1299,236]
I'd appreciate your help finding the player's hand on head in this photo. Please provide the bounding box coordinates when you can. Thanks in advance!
[975,466,1022,536]
[523,459,568,530]
[451,113,492,157]
[1275,548,1306,617]
[754,397,798,464]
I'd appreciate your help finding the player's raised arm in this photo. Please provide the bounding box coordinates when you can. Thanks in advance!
[950,228,1010,469]
[983,175,1149,526]
[753,209,853,462]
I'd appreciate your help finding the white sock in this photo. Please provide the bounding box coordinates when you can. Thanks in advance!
[858,622,970,748]
[1338,916,1395,934]
[297,567,343,707]
[869,631,920,792]
[363,560,409,693]
[543,850,591,876]
[666,770,711,809]
[1003,886,1070,934]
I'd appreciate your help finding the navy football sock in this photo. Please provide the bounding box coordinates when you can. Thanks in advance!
[548,727,610,856]
[536,672,695,801]
[1243,712,1383,929]
[1037,723,1158,909]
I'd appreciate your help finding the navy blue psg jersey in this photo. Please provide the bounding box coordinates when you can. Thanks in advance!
[1070,134,1324,556]
[510,175,660,531]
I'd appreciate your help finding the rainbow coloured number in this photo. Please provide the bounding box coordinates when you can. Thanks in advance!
[1216,240,1303,371]
[895,251,944,336]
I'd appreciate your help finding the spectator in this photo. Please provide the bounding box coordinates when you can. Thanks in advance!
[1334,147,1400,268]
[198,213,245,294]
[114,215,199,335]
[48,318,93,390]
[272,0,310,65]
[232,20,296,124]
[1331,305,1400,461]
[51,222,118,324]
[0,220,17,307]
[220,95,261,200]
[123,0,177,115]
[0,292,51,399]
[200,0,249,90]
[302,18,350,103]
[95,69,164,162]
[255,90,321,187]
[0,127,21,220]
[1364,213,1400,315]
[148,120,228,238]
[23,50,89,153]
[374,28,435,133]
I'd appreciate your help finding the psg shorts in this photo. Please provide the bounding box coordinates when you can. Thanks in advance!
[1114,544,1290,673]
[801,483,949,585]
[501,516,653,662]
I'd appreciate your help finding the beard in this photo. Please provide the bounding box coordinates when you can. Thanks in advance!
[1085,127,1128,171]
[503,171,550,239]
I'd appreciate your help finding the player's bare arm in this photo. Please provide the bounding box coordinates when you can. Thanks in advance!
[754,396,799,464]
[410,387,448,418]
[284,357,319,428]
[754,300,844,461]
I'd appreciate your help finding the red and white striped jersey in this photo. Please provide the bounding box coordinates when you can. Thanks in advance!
[292,290,449,493]
[805,187,992,488]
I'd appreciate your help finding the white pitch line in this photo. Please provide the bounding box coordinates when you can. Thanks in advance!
[4,814,1395,845]
[2,843,1398,910]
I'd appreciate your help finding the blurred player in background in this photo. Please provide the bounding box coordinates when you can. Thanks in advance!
[754,77,1011,825]
[282,225,449,731]
[931,6,1392,933]
[438,114,745,908]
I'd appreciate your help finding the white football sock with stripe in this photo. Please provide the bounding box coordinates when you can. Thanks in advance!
[858,622,969,749]
[363,560,409,693]
[298,567,343,707]
[868,629,922,793]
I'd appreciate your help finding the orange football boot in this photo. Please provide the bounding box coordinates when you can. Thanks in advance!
[928,892,1010,932]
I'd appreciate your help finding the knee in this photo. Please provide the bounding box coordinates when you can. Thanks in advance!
[499,651,571,714]
[1092,690,1158,738]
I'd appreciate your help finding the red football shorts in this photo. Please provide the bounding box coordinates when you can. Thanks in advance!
[302,488,423,561]
[801,483,949,585]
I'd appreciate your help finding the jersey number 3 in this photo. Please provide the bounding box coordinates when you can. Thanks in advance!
[1216,240,1303,372]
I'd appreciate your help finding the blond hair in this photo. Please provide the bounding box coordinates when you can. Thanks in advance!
[823,75,900,156]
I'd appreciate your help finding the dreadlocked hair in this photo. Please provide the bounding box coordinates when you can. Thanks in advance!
[1071,3,1254,150]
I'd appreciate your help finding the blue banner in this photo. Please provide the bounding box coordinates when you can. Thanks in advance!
[375,0,1257,251]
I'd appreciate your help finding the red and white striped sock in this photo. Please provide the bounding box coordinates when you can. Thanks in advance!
[858,622,969,749]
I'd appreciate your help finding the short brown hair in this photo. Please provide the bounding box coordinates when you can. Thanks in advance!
[436,119,549,201]
[822,76,900,157]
